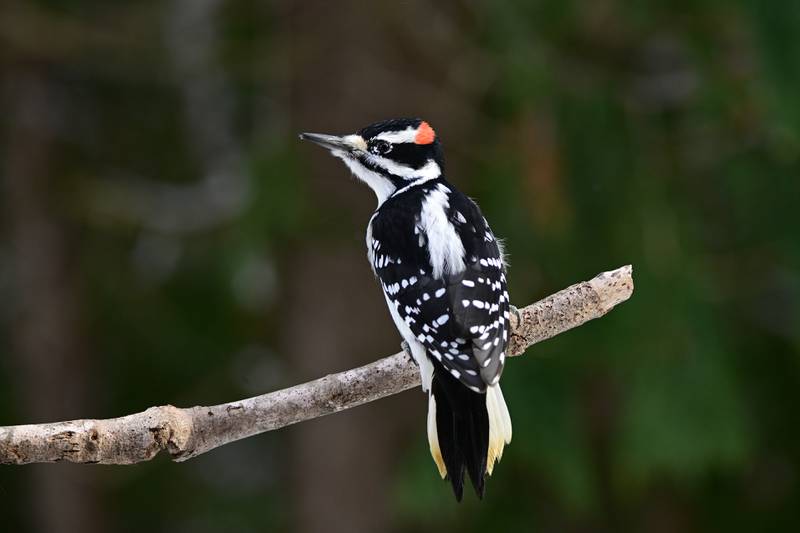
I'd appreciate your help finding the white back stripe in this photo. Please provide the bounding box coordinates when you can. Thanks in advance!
[421,184,465,278]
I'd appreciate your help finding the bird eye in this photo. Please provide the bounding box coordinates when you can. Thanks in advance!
[372,140,392,155]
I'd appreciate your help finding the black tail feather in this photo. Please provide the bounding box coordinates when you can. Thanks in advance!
[432,366,489,501]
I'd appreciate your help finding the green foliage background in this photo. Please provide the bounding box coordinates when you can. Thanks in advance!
[1,1,798,532]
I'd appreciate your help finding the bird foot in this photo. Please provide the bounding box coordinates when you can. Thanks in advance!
[401,340,418,366]
[509,305,523,328]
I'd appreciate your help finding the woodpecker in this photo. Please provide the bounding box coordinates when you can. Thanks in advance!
[300,118,512,501]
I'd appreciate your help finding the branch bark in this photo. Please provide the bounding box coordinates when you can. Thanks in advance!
[0,265,634,466]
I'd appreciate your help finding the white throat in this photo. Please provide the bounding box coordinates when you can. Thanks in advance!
[336,154,442,207]
[338,155,396,205]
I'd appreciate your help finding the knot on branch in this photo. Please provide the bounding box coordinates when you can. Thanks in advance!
[143,405,194,458]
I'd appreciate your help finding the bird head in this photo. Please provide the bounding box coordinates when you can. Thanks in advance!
[300,118,443,204]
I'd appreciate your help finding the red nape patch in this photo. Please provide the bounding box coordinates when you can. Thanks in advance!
[415,121,436,145]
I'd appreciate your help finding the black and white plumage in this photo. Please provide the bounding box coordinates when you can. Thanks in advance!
[300,118,512,501]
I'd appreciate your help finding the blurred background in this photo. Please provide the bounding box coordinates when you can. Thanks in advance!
[1,1,799,532]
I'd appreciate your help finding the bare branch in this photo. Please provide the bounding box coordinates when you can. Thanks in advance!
[0,265,633,466]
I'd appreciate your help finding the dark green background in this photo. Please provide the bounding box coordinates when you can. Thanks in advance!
[1,1,798,532]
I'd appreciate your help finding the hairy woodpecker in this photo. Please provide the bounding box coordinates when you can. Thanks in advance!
[300,118,512,500]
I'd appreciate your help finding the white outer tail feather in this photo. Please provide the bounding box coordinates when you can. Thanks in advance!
[427,393,447,478]
[486,384,512,475]
[426,384,512,479]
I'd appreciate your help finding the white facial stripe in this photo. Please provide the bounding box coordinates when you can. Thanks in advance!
[367,155,441,181]
[414,160,442,180]
[342,158,441,206]
[392,164,440,197]
[365,153,415,177]
[374,127,418,144]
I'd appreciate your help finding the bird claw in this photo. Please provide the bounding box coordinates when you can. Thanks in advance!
[401,340,417,366]
[509,305,522,327]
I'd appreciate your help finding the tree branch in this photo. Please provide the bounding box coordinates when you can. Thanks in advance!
[0,265,633,466]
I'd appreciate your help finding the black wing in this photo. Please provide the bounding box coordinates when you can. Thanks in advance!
[370,189,509,392]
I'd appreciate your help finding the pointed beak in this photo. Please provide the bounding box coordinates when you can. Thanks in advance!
[298,132,365,154]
